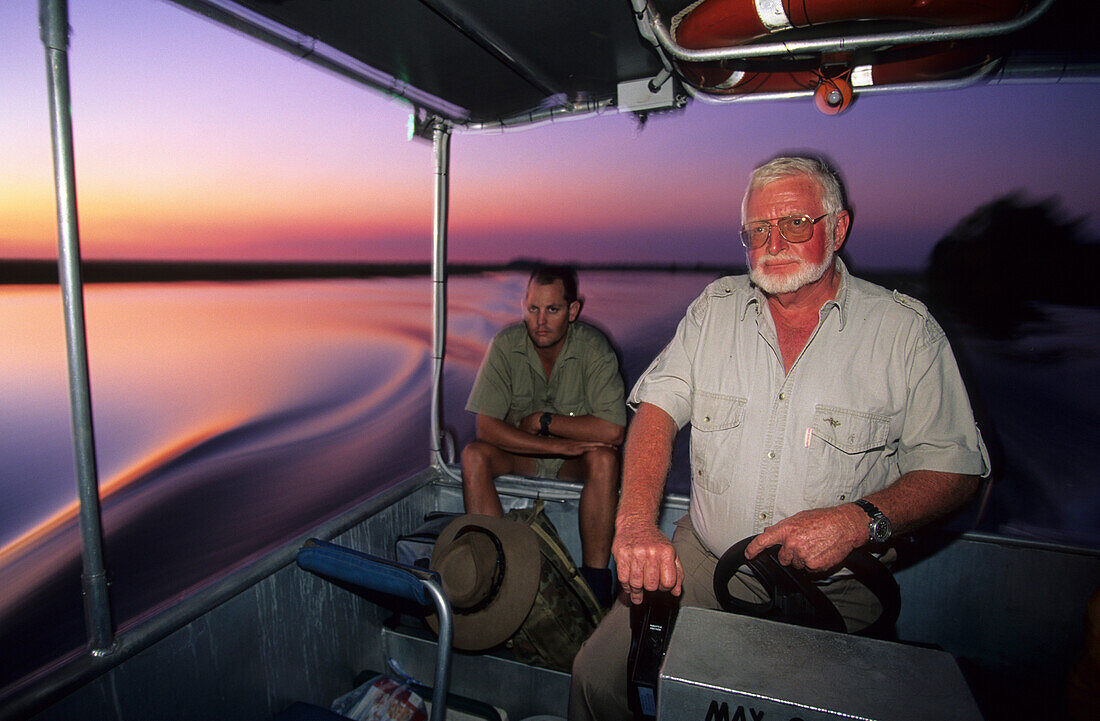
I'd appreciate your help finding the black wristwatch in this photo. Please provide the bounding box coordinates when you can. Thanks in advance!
[538,412,553,436]
[854,499,892,543]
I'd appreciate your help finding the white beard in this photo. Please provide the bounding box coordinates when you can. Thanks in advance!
[748,244,835,295]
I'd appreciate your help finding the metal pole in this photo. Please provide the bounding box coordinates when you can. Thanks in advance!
[39,0,115,656]
[430,121,455,475]
[422,581,453,721]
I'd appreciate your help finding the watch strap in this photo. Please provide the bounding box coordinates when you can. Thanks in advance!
[538,412,553,436]
[853,499,882,519]
[854,498,892,543]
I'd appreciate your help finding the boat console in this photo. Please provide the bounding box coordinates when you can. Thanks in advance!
[656,607,983,721]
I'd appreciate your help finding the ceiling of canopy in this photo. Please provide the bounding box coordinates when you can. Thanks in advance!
[170,0,1100,126]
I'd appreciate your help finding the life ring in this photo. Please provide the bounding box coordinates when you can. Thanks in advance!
[670,0,1028,110]
[680,41,994,94]
[673,0,1030,49]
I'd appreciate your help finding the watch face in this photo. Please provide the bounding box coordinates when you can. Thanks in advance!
[870,517,892,543]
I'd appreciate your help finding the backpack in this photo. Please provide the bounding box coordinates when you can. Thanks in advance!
[502,501,606,671]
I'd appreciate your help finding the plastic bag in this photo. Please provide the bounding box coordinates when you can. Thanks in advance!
[331,674,428,721]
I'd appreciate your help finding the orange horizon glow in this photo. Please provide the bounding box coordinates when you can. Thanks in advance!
[1,0,1097,270]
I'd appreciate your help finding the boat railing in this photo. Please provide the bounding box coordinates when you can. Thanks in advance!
[0,468,439,720]
[5,467,1096,719]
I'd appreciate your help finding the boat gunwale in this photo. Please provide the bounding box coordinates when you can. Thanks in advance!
[5,467,1096,719]
[0,467,438,721]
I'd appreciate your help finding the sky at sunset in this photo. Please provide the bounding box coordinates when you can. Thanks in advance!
[2,0,1099,270]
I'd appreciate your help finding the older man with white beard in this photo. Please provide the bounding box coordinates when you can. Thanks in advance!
[568,155,990,721]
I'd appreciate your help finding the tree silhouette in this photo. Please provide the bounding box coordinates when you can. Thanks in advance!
[926,193,1099,336]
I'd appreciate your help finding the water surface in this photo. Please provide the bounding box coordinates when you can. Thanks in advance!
[1,271,1095,687]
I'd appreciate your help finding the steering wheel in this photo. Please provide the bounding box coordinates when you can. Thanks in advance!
[712,535,901,639]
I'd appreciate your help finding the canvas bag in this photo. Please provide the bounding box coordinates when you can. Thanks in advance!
[501,501,606,672]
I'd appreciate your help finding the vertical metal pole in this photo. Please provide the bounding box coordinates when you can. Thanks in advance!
[423,581,453,721]
[39,0,115,655]
[430,121,452,469]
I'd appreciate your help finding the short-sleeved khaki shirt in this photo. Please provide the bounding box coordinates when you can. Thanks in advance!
[630,259,989,557]
[467,321,626,475]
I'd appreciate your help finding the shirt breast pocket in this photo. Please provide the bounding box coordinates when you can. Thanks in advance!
[805,405,891,508]
[552,384,586,416]
[690,392,747,494]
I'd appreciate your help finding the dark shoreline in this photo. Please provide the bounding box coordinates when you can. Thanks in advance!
[0,258,750,285]
[0,258,925,287]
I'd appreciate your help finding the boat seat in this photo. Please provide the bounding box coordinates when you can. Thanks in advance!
[294,538,454,721]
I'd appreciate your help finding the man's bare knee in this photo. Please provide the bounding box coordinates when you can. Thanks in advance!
[461,440,493,470]
[461,440,522,483]
[582,447,619,485]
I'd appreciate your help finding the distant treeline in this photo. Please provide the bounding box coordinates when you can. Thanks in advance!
[0,258,746,285]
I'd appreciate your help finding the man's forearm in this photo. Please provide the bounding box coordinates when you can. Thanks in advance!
[613,402,684,600]
[747,468,981,572]
[616,403,677,528]
[477,415,563,455]
[543,413,625,445]
[863,469,980,535]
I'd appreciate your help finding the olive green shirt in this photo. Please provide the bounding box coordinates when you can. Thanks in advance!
[467,321,627,430]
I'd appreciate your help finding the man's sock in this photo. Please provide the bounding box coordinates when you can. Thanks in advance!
[580,565,614,608]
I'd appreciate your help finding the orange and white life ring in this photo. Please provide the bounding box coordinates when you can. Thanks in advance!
[670,0,1028,110]
[679,41,993,93]
[673,0,1029,49]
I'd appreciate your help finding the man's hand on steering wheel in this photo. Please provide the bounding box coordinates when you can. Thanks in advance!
[744,504,868,574]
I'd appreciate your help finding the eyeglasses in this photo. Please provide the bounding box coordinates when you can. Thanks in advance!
[740,213,829,249]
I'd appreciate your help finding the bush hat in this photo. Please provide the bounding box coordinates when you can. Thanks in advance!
[427,514,540,650]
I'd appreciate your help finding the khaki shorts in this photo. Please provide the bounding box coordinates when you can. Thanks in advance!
[533,456,566,480]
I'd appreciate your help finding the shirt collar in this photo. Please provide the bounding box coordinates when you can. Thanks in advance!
[741,285,762,321]
[519,323,577,368]
[557,324,579,360]
[739,257,851,329]
[823,257,850,331]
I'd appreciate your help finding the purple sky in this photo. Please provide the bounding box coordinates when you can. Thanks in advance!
[1,0,1098,270]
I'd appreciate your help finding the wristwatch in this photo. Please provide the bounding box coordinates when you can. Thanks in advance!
[538,412,553,437]
[854,499,892,543]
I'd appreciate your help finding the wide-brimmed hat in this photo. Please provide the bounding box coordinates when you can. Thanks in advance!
[426,514,541,651]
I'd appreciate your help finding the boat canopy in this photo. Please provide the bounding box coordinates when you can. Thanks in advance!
[12,2,1099,718]
[166,0,1100,126]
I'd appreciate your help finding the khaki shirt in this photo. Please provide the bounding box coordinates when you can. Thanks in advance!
[630,259,989,557]
[467,321,626,429]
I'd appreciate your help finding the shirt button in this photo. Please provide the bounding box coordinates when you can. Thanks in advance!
[779,392,786,401]
[767,451,776,459]
[839,494,847,501]
[703,416,711,423]
[759,512,768,520]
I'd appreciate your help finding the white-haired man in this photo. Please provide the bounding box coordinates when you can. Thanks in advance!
[569,156,989,720]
